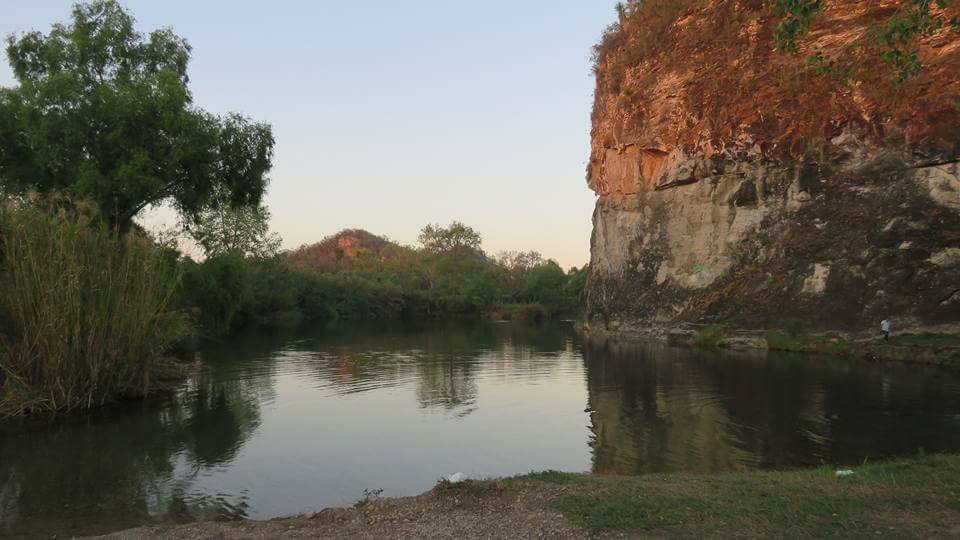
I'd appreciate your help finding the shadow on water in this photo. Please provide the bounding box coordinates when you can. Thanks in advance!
[584,338,960,475]
[0,367,267,538]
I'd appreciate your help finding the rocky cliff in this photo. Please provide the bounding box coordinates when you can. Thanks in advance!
[582,0,960,336]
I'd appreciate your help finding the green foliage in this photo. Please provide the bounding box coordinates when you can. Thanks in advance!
[562,265,588,311]
[490,303,549,323]
[187,199,281,259]
[781,318,806,338]
[886,332,960,347]
[806,51,851,82]
[463,269,500,310]
[353,488,383,509]
[874,0,954,83]
[692,324,728,349]
[183,221,588,338]
[521,260,567,312]
[237,258,303,328]
[0,200,185,415]
[772,0,823,53]
[298,273,405,321]
[0,1,274,229]
[418,221,483,254]
[180,253,249,338]
[763,319,856,355]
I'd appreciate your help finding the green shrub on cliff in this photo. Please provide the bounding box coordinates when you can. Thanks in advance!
[692,325,729,349]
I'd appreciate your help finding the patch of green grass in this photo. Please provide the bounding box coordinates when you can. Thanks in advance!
[888,333,960,348]
[434,477,506,498]
[765,321,851,355]
[521,470,579,484]
[529,454,960,537]
[766,332,851,354]
[692,324,729,349]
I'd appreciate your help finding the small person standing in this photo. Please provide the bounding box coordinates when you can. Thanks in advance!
[881,319,891,341]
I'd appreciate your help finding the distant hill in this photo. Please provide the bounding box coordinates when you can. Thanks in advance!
[285,229,403,273]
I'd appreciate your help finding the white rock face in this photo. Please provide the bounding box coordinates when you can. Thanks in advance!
[591,172,770,292]
[929,248,960,268]
[914,162,960,209]
[801,264,831,295]
[582,152,960,333]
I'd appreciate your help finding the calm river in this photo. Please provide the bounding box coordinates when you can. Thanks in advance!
[2,321,960,537]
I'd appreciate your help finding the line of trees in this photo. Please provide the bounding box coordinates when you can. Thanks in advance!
[177,219,587,339]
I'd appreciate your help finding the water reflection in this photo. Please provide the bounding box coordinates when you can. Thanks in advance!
[0,360,270,538]
[2,322,960,538]
[584,338,960,475]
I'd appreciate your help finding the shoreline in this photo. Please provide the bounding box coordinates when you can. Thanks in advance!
[577,321,960,370]
[90,454,960,539]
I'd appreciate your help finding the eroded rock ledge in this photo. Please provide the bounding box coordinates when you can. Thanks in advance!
[582,150,960,335]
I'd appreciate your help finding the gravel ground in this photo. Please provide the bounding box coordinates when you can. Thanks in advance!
[90,482,589,539]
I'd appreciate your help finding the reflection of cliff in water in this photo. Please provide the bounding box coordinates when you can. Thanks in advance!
[584,339,960,475]
[0,362,271,538]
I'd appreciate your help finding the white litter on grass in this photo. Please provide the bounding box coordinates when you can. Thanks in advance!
[836,469,855,478]
[447,472,468,483]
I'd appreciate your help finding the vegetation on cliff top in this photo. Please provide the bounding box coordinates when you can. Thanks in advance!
[591,0,960,156]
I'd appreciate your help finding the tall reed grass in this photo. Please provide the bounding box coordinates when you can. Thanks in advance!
[0,201,185,416]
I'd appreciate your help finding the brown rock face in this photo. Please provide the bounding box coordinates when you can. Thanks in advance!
[582,0,960,336]
[286,229,395,272]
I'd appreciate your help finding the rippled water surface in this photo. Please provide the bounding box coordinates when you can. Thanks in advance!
[2,321,960,537]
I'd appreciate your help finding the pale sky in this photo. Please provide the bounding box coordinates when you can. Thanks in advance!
[0,1,615,268]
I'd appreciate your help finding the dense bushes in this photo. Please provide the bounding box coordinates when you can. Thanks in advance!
[0,202,185,415]
[178,237,589,339]
[178,258,413,338]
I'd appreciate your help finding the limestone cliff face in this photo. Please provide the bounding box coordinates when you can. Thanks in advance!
[582,0,960,335]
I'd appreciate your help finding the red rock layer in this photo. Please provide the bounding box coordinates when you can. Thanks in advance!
[588,0,960,198]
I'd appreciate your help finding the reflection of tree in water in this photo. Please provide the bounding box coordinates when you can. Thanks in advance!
[414,357,479,416]
[584,338,960,476]
[302,321,578,417]
[178,370,265,466]
[0,361,271,538]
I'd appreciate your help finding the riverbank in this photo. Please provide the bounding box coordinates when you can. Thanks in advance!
[579,321,960,370]
[92,454,960,539]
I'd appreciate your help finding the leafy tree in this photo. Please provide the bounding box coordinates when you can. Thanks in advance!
[463,270,501,309]
[495,250,545,301]
[418,221,482,254]
[179,253,250,337]
[495,250,544,271]
[521,260,568,312]
[187,198,281,259]
[0,0,274,229]
[563,265,588,311]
